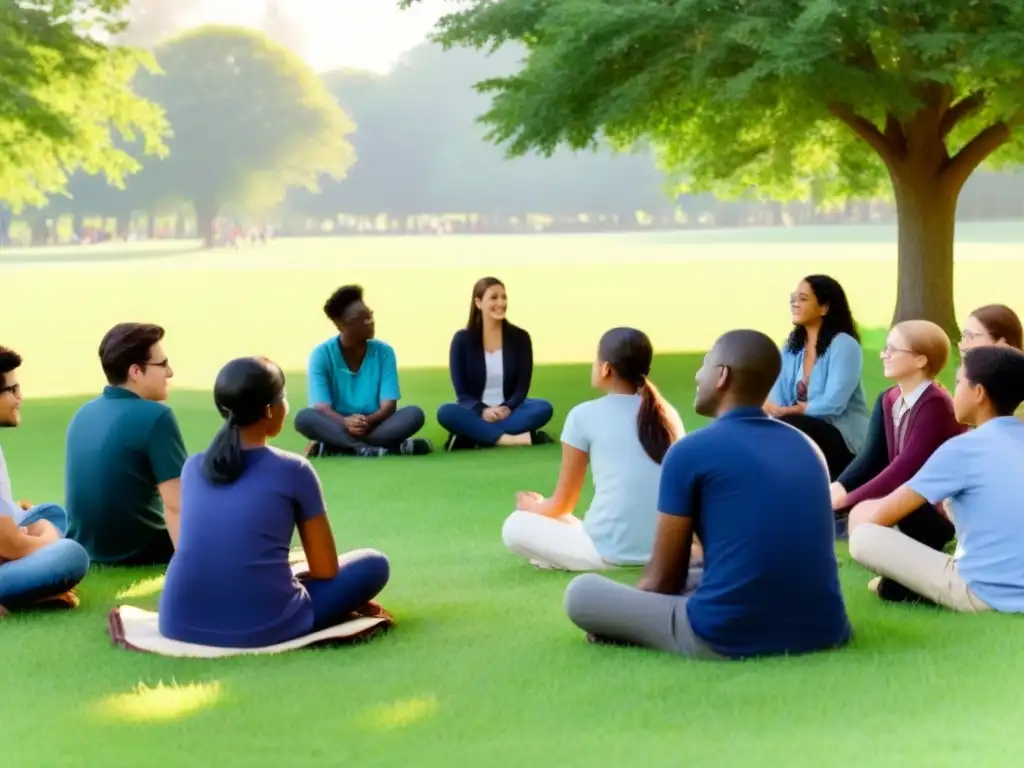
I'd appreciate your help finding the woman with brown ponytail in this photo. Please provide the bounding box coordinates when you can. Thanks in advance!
[503,328,685,571]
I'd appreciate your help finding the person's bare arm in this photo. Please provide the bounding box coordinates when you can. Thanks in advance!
[637,513,694,595]
[297,514,340,580]
[0,516,54,561]
[158,478,182,548]
[536,444,589,517]
[365,400,397,429]
[848,486,927,536]
[312,402,348,427]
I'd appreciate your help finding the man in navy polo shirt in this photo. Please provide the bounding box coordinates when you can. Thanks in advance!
[564,329,852,659]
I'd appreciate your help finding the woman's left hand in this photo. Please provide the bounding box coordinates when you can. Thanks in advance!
[516,491,544,513]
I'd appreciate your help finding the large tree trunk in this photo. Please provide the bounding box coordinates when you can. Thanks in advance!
[889,165,960,337]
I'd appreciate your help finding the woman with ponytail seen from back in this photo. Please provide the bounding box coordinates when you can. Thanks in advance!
[503,328,685,571]
[159,357,390,648]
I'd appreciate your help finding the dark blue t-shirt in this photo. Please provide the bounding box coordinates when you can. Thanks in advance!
[159,447,325,648]
[658,407,852,659]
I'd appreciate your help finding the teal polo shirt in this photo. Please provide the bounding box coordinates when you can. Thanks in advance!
[65,386,188,564]
[306,337,401,415]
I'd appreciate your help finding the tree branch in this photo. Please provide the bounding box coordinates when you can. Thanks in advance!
[828,104,894,165]
[883,113,906,157]
[940,91,986,137]
[942,119,1014,191]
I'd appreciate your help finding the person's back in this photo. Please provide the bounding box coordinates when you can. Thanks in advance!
[681,411,851,658]
[571,393,681,565]
[160,448,316,647]
[66,388,185,564]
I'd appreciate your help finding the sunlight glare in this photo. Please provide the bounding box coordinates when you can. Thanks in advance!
[93,681,222,724]
[358,695,439,731]
[115,575,166,600]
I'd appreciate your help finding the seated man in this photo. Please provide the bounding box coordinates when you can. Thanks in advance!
[66,323,188,566]
[0,346,89,614]
[295,285,431,457]
[848,346,1024,612]
[564,329,852,659]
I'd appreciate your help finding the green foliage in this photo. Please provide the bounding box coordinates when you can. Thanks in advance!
[135,25,356,223]
[0,0,169,211]
[407,0,1024,203]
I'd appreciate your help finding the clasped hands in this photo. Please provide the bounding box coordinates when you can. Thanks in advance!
[343,414,370,436]
[482,405,511,423]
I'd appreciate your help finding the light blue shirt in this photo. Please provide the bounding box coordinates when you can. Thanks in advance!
[768,331,870,454]
[907,417,1024,612]
[561,393,684,565]
[306,337,401,416]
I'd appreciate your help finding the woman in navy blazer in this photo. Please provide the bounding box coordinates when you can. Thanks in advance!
[437,277,554,451]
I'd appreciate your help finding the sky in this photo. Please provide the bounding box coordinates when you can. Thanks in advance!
[197,0,449,73]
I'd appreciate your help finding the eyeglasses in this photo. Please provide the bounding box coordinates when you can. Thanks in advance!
[144,358,171,369]
[881,345,913,356]
[0,383,21,397]
[960,329,990,343]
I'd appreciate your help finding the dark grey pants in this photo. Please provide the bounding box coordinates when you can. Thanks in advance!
[294,406,425,453]
[563,571,724,659]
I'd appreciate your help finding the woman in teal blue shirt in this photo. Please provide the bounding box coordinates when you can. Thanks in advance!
[765,274,869,480]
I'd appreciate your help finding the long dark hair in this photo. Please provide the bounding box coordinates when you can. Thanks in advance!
[598,327,679,464]
[785,274,860,356]
[466,276,505,337]
[202,357,286,485]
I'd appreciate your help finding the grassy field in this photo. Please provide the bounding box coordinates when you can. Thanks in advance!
[2,229,1024,767]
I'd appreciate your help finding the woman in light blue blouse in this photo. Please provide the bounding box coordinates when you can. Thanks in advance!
[765,274,869,480]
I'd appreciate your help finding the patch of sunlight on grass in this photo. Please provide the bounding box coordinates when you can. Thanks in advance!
[92,681,222,724]
[357,696,439,732]
[115,575,166,600]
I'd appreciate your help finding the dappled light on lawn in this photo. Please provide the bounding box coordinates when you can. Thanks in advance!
[91,681,223,724]
[356,695,439,731]
[115,574,166,600]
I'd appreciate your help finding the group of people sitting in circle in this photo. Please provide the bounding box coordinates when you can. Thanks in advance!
[2,273,1023,661]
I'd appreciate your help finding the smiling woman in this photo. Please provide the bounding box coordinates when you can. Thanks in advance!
[436,277,554,451]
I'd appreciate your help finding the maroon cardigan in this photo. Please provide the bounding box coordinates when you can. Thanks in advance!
[838,383,966,508]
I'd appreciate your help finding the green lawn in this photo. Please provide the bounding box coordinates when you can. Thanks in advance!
[3,232,1024,766]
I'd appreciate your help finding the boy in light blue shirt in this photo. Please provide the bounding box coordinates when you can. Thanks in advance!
[848,346,1024,611]
[294,285,429,458]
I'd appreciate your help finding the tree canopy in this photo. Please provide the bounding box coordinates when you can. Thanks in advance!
[135,25,356,244]
[404,0,1024,332]
[0,0,168,211]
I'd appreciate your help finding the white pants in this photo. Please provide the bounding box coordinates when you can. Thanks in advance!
[502,511,613,572]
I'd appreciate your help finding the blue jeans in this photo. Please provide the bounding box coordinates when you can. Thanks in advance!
[436,398,554,446]
[0,504,90,606]
[301,549,390,631]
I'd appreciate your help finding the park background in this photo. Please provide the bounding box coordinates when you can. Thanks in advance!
[3,2,1024,767]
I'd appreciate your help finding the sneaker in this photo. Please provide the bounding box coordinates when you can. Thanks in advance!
[531,430,554,446]
[355,446,389,458]
[530,558,556,570]
[444,433,477,452]
[32,590,80,611]
[399,437,433,456]
[868,577,882,595]
[303,441,325,459]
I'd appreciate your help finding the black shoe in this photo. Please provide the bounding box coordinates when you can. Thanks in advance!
[875,577,934,605]
[399,437,433,456]
[303,441,325,459]
[444,433,477,452]
[355,445,389,458]
[531,430,554,446]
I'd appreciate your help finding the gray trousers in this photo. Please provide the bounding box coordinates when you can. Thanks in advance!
[563,571,725,659]
[294,406,425,453]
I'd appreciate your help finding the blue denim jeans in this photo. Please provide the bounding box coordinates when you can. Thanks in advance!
[436,398,554,446]
[0,504,90,606]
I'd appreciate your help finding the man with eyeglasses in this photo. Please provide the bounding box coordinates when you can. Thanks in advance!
[0,346,90,616]
[65,323,188,566]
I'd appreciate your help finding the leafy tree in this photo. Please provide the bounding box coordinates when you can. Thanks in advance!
[405,0,1024,333]
[135,25,356,245]
[0,0,168,211]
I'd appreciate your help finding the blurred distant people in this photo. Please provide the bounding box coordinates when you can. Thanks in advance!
[296,285,431,458]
